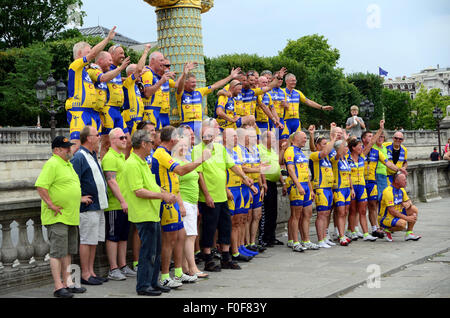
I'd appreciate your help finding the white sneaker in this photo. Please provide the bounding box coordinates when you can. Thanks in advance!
[318,241,331,249]
[160,277,182,289]
[303,241,320,250]
[293,243,305,252]
[345,230,353,238]
[174,273,197,284]
[405,233,421,241]
[107,268,126,281]
[356,231,364,238]
[363,233,377,241]
[120,265,137,277]
[287,241,294,248]
[325,238,336,246]
[351,232,359,241]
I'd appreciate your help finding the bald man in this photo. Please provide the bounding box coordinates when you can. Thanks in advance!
[378,173,421,242]
[384,131,408,184]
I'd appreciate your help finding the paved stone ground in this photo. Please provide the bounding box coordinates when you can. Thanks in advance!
[1,197,449,299]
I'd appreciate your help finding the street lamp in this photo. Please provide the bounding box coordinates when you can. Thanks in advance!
[359,99,375,123]
[34,74,67,140]
[432,106,443,159]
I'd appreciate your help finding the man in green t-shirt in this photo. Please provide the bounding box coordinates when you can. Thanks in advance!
[101,127,136,281]
[192,119,254,272]
[35,136,84,298]
[122,129,177,296]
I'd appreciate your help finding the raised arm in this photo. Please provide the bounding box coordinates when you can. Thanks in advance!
[86,26,116,62]
[99,56,130,82]
[362,120,385,157]
[135,44,152,77]
[209,67,241,91]
[176,62,198,95]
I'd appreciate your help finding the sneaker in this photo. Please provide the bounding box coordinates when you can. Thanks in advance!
[384,231,393,242]
[372,230,385,238]
[356,231,364,239]
[292,243,305,252]
[339,237,349,246]
[303,241,320,250]
[133,264,138,272]
[351,232,359,241]
[160,277,182,289]
[120,265,137,277]
[287,241,294,248]
[325,238,336,246]
[345,230,353,238]
[220,260,241,270]
[331,229,339,241]
[174,273,197,284]
[237,248,254,258]
[107,268,126,281]
[318,241,331,249]
[240,246,258,256]
[405,233,422,241]
[345,236,352,244]
[363,233,377,241]
[232,253,252,262]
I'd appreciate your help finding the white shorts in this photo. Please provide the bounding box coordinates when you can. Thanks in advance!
[79,210,105,245]
[182,201,198,236]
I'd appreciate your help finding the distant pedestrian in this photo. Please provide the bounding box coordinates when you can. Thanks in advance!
[430,147,440,161]
[71,125,109,286]
[35,136,85,298]
[345,105,365,139]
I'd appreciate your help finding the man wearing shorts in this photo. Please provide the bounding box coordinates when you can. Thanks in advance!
[101,128,136,281]
[378,173,421,242]
[66,27,117,153]
[35,136,84,298]
[284,131,316,252]
[152,126,211,287]
[71,126,109,285]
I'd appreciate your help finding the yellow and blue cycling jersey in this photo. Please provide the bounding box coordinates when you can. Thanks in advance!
[65,56,98,111]
[256,92,273,123]
[378,186,409,229]
[329,154,351,189]
[242,145,261,183]
[141,67,161,127]
[222,84,244,116]
[309,151,334,189]
[151,146,180,195]
[215,95,242,131]
[283,88,307,120]
[159,78,176,114]
[364,147,389,183]
[347,154,367,202]
[106,65,125,107]
[348,154,366,186]
[268,87,287,120]
[86,65,107,112]
[241,87,264,117]
[122,74,144,135]
[384,142,408,177]
[226,146,244,188]
[176,86,212,124]
[283,145,310,184]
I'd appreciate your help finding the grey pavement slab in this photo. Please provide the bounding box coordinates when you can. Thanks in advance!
[1,197,450,298]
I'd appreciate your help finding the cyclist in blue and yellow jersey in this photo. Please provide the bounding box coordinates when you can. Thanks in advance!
[140,51,172,128]
[329,139,354,246]
[384,131,408,184]
[378,173,421,242]
[255,76,281,139]
[281,73,333,139]
[122,45,152,148]
[241,127,267,255]
[284,131,317,252]
[66,26,117,152]
[362,125,407,238]
[215,80,255,131]
[309,124,337,249]
[176,68,242,140]
[347,120,386,242]
[151,126,211,288]
[86,51,130,158]
[223,128,258,263]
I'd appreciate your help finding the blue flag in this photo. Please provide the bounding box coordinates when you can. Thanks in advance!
[379,67,388,76]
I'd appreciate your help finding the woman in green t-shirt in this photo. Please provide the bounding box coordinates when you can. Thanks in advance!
[173,132,208,278]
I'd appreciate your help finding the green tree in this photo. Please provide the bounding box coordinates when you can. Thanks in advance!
[279,34,340,70]
[411,86,450,129]
[0,0,86,49]
[381,88,412,130]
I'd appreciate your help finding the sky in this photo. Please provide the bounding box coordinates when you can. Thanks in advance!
[78,0,450,78]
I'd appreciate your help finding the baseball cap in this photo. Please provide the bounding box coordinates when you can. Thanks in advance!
[51,136,74,149]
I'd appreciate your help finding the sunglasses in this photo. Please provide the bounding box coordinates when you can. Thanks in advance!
[394,137,404,141]
[164,64,171,67]
[119,135,127,140]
